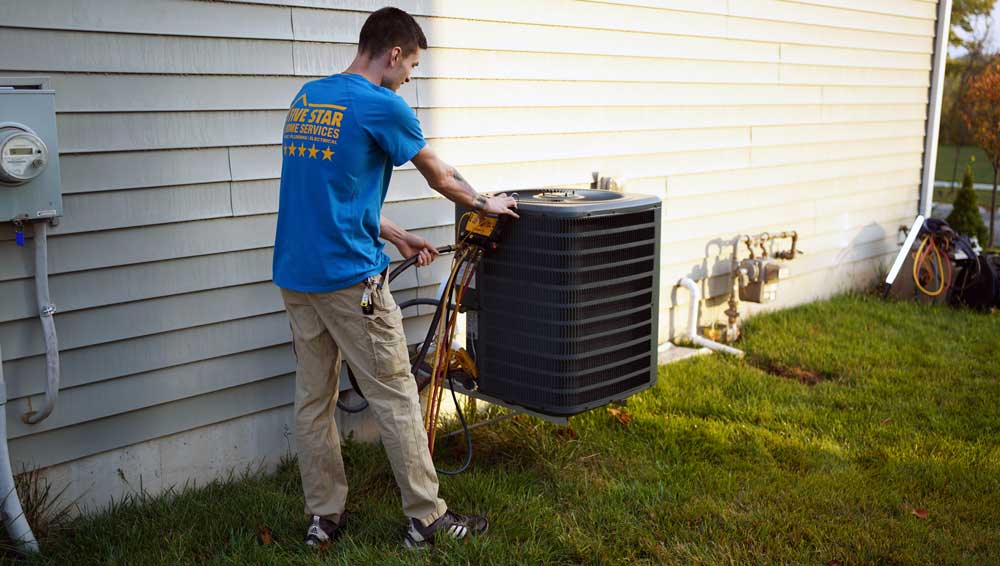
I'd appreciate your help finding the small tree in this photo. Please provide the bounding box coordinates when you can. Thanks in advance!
[947,161,988,243]
[961,63,1000,247]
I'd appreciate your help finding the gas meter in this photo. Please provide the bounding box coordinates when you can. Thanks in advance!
[738,258,788,304]
[0,78,62,223]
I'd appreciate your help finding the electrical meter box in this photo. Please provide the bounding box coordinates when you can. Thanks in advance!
[0,77,62,223]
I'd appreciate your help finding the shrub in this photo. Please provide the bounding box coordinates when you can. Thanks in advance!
[947,162,988,243]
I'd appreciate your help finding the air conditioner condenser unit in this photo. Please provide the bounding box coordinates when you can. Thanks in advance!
[459,189,662,418]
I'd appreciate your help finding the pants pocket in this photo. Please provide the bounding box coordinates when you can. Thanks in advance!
[365,306,411,379]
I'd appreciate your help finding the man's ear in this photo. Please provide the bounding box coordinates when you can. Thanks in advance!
[389,46,402,66]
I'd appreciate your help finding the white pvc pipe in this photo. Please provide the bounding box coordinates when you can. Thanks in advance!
[23,221,59,425]
[919,0,953,218]
[0,350,40,553]
[886,215,925,289]
[677,278,744,357]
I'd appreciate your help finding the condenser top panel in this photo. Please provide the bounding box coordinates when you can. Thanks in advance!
[502,189,660,216]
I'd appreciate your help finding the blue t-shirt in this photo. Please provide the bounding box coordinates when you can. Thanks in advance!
[272,74,426,292]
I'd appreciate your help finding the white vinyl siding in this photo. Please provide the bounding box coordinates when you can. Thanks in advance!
[0,0,939,503]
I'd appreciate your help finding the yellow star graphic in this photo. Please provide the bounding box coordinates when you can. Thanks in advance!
[297,144,306,157]
[308,144,319,159]
[287,142,296,156]
[321,146,334,160]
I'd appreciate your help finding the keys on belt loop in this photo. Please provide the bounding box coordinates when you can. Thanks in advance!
[360,277,375,315]
[360,268,389,315]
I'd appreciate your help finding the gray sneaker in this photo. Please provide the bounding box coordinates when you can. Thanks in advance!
[304,514,345,547]
[404,510,488,549]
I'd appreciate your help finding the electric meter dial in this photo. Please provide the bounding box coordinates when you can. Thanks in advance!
[0,124,49,185]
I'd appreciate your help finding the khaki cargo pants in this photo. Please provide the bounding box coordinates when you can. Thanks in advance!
[280,281,447,527]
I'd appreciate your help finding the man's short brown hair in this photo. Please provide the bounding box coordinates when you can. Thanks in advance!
[358,7,427,57]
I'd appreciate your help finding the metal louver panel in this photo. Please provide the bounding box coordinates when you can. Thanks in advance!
[462,189,661,417]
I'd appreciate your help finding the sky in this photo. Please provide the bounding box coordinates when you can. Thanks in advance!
[949,3,1000,57]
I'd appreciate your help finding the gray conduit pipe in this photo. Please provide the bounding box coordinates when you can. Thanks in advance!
[0,350,40,553]
[23,221,59,425]
[677,278,744,358]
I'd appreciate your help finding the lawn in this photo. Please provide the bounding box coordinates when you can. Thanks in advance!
[6,293,1000,564]
[932,185,996,209]
[936,144,996,187]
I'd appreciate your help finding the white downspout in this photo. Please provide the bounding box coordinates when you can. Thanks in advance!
[676,278,744,357]
[0,347,40,553]
[920,0,953,218]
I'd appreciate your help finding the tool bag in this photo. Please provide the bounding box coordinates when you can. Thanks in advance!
[950,255,999,310]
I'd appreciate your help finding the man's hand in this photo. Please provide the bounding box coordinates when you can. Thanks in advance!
[480,192,519,218]
[394,230,438,267]
[412,147,519,218]
[380,215,438,267]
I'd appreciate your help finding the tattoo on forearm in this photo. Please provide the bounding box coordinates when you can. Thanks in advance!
[452,168,466,183]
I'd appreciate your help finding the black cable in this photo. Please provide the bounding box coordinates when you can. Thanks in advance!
[435,374,473,476]
[434,251,482,475]
[410,250,472,392]
[337,245,458,413]
[333,245,477,475]
[387,245,455,284]
[336,364,369,413]
[398,298,456,312]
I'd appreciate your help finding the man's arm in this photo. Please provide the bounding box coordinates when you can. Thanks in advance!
[411,146,518,217]
[380,215,438,266]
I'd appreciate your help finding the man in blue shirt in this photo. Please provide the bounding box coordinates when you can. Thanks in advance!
[273,7,518,550]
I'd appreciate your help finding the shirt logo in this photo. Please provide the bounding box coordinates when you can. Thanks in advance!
[283,94,346,160]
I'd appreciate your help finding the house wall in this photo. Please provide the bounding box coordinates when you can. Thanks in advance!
[0,0,939,512]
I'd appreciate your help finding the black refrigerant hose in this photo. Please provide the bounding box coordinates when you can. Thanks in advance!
[334,244,474,476]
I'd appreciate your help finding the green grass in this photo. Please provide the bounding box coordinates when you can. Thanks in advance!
[932,186,996,208]
[936,144,996,187]
[8,294,1000,564]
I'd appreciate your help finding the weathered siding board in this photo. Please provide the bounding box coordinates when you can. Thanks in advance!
[0,282,284,361]
[799,0,936,19]
[729,0,933,35]
[727,16,933,52]
[0,0,941,504]
[5,345,296,440]
[416,80,829,107]
[419,107,928,139]
[0,0,294,39]
[57,111,286,153]
[665,153,923,198]
[0,216,277,281]
[779,43,931,69]
[59,149,232,194]
[4,313,293,399]
[780,64,929,87]
[55,183,233,235]
[658,168,922,221]
[821,85,930,103]
[0,249,274,323]
[40,74,307,113]
[749,137,925,168]
[426,128,746,167]
[0,29,293,74]
[8,375,296,470]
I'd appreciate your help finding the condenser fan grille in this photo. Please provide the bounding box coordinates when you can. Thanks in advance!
[467,192,662,417]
